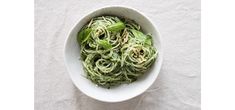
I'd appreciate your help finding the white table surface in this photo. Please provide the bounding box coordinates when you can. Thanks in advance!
[35,0,200,110]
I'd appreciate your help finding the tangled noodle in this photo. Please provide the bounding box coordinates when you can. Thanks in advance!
[77,16,158,88]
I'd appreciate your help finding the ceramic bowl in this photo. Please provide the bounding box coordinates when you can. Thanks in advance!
[64,6,163,102]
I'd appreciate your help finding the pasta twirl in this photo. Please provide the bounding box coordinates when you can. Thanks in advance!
[78,16,158,88]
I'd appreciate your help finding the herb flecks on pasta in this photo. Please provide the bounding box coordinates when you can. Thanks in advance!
[78,16,158,88]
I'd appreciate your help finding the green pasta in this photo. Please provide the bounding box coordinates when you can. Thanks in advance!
[77,16,158,88]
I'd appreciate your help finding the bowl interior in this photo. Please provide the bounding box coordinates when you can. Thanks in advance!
[64,6,162,102]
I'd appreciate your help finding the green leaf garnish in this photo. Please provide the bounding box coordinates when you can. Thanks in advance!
[98,40,112,49]
[107,21,125,32]
[145,35,153,45]
[77,28,92,44]
[131,29,146,42]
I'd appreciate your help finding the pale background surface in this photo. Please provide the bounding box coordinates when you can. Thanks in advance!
[35,0,200,110]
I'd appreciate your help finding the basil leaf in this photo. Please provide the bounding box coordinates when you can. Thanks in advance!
[98,40,112,49]
[131,29,153,45]
[107,21,125,32]
[131,29,146,42]
[145,36,152,45]
[77,28,92,44]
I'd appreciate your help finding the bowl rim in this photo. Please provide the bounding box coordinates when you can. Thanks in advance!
[64,5,163,103]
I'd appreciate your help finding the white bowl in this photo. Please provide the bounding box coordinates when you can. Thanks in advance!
[64,6,163,102]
